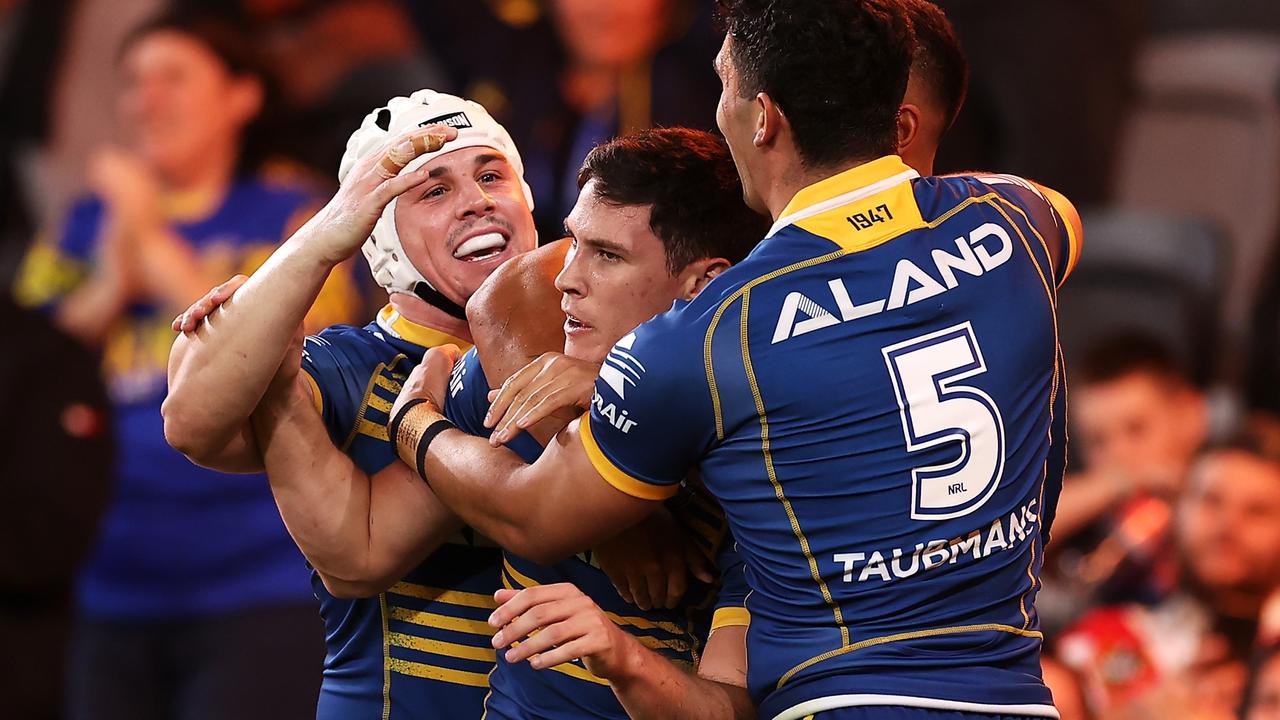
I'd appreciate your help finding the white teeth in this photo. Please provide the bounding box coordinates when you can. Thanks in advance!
[453,232,506,259]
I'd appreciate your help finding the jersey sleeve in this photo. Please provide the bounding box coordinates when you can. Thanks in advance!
[443,345,547,464]
[443,347,493,438]
[579,317,718,501]
[12,198,104,311]
[300,325,386,447]
[973,174,1082,288]
[710,536,750,633]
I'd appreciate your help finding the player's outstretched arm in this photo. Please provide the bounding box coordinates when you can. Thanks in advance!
[491,584,755,719]
[390,347,655,563]
[162,124,456,469]
[250,338,463,597]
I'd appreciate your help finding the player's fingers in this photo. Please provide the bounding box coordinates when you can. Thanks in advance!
[489,584,570,629]
[214,274,249,299]
[644,561,670,613]
[494,588,519,605]
[527,637,598,670]
[663,555,688,609]
[372,125,456,181]
[610,580,635,606]
[434,343,463,366]
[501,618,582,664]
[685,544,716,585]
[514,383,585,430]
[486,360,545,429]
[628,564,654,612]
[494,377,558,442]
[492,602,576,651]
[179,300,210,332]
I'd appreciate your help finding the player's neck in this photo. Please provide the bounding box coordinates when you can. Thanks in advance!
[763,156,891,221]
[388,292,473,344]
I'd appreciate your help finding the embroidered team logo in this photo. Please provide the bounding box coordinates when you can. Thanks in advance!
[598,332,643,400]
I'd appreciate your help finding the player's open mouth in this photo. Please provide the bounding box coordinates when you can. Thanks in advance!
[452,231,508,262]
[564,314,591,335]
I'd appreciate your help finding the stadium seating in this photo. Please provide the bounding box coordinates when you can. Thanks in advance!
[1112,34,1280,336]
[1057,209,1226,384]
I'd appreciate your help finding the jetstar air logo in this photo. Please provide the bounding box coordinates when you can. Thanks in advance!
[594,333,642,433]
[599,332,643,399]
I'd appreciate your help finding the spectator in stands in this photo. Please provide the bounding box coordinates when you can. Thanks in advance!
[10,12,357,719]
[1055,440,1280,719]
[238,0,451,178]
[414,0,722,241]
[1245,645,1280,720]
[1048,334,1207,609]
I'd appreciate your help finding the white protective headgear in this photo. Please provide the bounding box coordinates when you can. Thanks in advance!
[338,89,534,302]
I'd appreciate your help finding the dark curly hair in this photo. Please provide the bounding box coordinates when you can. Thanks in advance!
[576,127,769,274]
[717,0,914,168]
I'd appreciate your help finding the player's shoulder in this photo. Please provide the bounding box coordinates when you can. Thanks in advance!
[305,320,405,373]
[916,173,1074,222]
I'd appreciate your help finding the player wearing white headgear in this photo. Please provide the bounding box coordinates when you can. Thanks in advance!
[164,90,537,718]
[341,89,537,319]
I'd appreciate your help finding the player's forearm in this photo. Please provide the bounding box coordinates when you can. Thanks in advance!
[252,381,382,583]
[407,422,557,560]
[609,641,755,720]
[253,383,461,593]
[163,235,334,460]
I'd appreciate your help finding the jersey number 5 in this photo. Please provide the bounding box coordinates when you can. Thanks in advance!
[882,322,1006,520]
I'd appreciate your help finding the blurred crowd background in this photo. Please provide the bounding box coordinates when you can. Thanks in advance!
[2,1,1280,719]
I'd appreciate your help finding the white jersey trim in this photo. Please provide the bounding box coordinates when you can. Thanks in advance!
[772,694,1061,720]
[767,169,920,238]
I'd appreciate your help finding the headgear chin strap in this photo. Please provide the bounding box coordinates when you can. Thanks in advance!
[338,89,534,318]
[413,282,467,320]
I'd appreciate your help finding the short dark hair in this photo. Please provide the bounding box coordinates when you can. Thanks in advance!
[119,11,276,177]
[717,0,914,168]
[1077,333,1189,386]
[120,11,265,80]
[576,127,768,274]
[901,0,968,130]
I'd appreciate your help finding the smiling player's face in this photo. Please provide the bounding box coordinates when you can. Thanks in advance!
[554,181,690,363]
[393,147,538,307]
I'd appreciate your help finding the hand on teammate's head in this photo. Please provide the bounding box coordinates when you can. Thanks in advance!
[306,124,459,267]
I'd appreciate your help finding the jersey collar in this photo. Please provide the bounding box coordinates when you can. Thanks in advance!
[375,304,473,352]
[768,155,919,237]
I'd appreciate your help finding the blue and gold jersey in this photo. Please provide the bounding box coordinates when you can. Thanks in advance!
[446,348,735,719]
[302,307,501,720]
[581,157,1080,719]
